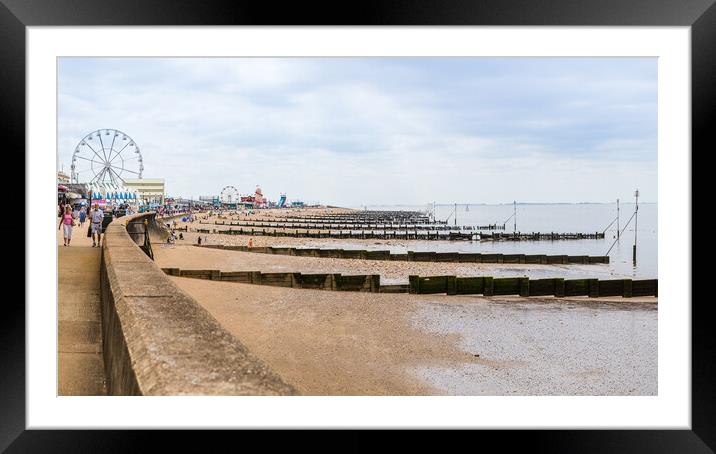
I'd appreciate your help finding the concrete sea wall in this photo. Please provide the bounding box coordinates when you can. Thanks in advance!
[99,212,298,395]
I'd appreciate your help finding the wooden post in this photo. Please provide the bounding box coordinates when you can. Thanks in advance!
[554,278,565,297]
[250,271,262,285]
[291,273,302,288]
[616,198,620,240]
[623,279,633,298]
[519,277,530,297]
[446,276,457,295]
[633,189,639,265]
[588,279,599,298]
[483,277,494,296]
[370,274,380,293]
[326,273,336,290]
[408,275,419,294]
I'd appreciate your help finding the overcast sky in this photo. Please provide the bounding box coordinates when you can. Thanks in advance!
[58,57,657,205]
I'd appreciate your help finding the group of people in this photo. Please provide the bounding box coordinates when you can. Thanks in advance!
[58,203,106,247]
[166,231,184,244]
[108,202,133,216]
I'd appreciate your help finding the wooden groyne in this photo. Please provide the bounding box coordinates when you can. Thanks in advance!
[162,268,380,292]
[213,217,442,226]
[407,275,657,298]
[201,220,503,231]
[184,226,604,241]
[478,232,605,240]
[216,211,436,224]
[195,227,476,240]
[195,244,610,264]
[162,267,657,298]
[283,210,432,223]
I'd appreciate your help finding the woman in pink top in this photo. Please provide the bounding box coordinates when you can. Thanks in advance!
[58,205,75,246]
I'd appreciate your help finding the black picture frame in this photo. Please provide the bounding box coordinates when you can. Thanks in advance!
[6,0,711,451]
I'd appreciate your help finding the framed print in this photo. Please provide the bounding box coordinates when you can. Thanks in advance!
[6,0,712,450]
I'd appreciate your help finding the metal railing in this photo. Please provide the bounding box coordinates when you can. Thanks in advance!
[126,216,154,260]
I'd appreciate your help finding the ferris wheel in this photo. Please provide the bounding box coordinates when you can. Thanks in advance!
[220,186,240,204]
[70,129,143,184]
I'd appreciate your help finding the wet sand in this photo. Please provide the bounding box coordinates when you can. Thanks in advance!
[172,276,657,396]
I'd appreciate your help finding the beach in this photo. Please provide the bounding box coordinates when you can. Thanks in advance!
[168,203,657,279]
[170,276,657,396]
[155,242,634,282]
[153,207,657,396]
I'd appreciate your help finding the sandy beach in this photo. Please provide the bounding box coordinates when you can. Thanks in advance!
[150,207,658,396]
[164,209,647,280]
[171,276,657,395]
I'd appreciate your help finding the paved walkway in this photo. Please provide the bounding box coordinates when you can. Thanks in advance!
[57,222,107,395]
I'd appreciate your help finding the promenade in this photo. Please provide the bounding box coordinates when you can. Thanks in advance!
[57,224,107,395]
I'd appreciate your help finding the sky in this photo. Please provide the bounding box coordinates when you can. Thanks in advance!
[58,57,657,205]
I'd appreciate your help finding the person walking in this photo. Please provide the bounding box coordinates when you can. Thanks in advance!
[90,203,104,247]
[58,205,75,246]
[79,206,87,228]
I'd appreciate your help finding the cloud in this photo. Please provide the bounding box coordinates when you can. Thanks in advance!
[58,57,657,204]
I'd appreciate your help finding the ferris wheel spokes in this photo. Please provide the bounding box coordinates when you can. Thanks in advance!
[108,140,132,164]
[71,128,143,184]
[220,186,240,204]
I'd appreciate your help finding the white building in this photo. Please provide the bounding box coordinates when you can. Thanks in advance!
[123,178,165,205]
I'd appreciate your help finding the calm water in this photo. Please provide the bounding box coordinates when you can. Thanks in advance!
[348,203,657,278]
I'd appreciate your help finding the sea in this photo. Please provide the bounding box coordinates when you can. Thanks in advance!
[346,203,657,279]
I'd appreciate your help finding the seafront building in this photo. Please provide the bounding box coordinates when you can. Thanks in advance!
[57,170,70,184]
[124,178,166,205]
[59,182,140,208]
